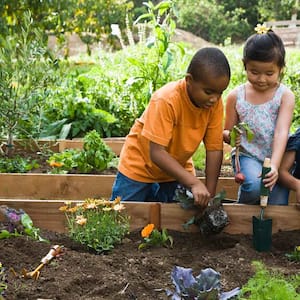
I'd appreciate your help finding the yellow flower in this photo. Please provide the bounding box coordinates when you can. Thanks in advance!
[10,81,18,89]
[86,202,97,209]
[49,161,64,168]
[76,215,87,226]
[102,207,112,211]
[254,23,270,35]
[141,224,155,238]
[296,246,300,252]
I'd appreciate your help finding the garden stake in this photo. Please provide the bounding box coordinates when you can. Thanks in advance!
[252,158,272,252]
[21,245,64,280]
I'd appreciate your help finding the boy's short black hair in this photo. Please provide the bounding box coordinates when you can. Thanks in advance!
[187,47,231,81]
[243,30,285,68]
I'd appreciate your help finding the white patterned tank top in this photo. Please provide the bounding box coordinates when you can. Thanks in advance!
[236,83,286,162]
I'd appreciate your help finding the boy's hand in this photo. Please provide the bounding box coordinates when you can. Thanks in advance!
[190,181,211,208]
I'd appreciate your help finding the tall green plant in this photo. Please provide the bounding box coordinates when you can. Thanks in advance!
[0,11,56,156]
[127,0,184,103]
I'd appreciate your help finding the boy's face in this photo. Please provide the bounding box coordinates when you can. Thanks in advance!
[186,74,229,109]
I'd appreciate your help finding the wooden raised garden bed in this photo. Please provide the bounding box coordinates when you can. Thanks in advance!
[1,138,299,237]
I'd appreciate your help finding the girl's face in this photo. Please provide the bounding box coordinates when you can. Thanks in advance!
[186,74,229,109]
[245,60,281,92]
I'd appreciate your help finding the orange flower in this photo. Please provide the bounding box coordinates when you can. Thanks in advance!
[59,205,68,212]
[49,161,64,168]
[141,224,155,238]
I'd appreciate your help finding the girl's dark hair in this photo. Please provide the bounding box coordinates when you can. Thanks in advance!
[187,47,231,81]
[243,30,285,68]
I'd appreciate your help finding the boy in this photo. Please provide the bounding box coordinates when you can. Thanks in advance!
[111,47,230,207]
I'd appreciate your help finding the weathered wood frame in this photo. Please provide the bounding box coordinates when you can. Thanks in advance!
[1,200,300,235]
[1,138,299,236]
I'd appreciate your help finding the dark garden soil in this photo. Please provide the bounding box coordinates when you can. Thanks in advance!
[1,228,300,300]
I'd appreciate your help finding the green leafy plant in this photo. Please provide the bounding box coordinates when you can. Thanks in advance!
[0,206,48,242]
[0,156,39,173]
[76,129,115,173]
[192,143,206,171]
[138,223,173,249]
[59,197,130,253]
[286,246,300,262]
[48,149,80,174]
[128,0,184,105]
[48,130,116,174]
[0,11,57,156]
[230,122,254,147]
[239,261,300,299]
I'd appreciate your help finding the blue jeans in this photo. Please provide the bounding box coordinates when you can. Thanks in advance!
[110,172,179,202]
[232,154,289,205]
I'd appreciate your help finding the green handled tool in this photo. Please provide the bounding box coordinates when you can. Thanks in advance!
[260,157,271,219]
[252,157,273,252]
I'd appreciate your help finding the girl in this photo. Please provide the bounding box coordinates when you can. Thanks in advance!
[223,25,295,205]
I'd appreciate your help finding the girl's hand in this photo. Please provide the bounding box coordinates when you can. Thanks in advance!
[263,166,278,190]
[295,184,300,205]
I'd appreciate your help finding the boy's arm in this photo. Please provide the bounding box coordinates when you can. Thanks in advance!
[205,150,223,197]
[149,141,211,207]
[279,150,300,203]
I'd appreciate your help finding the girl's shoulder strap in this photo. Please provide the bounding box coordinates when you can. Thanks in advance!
[236,84,246,102]
[273,83,287,100]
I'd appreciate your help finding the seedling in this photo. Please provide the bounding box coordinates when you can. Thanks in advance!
[230,122,254,184]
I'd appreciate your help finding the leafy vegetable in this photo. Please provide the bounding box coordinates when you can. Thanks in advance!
[174,187,229,235]
[166,265,240,299]
[239,261,300,299]
[0,206,48,242]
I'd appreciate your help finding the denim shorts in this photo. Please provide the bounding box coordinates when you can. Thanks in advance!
[110,171,179,202]
[232,154,289,205]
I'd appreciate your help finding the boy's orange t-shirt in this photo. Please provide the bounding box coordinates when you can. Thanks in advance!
[118,79,224,183]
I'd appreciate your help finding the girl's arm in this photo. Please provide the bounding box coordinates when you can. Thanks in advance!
[278,151,300,203]
[223,90,239,144]
[265,89,295,188]
[149,141,211,207]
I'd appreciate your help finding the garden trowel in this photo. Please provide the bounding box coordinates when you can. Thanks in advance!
[252,158,272,252]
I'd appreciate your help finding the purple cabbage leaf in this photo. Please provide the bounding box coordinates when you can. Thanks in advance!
[167,266,240,300]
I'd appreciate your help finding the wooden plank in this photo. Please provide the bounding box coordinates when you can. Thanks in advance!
[1,200,300,235]
[0,173,296,203]
[0,174,116,200]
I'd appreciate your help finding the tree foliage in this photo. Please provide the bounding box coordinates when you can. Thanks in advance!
[175,0,300,44]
